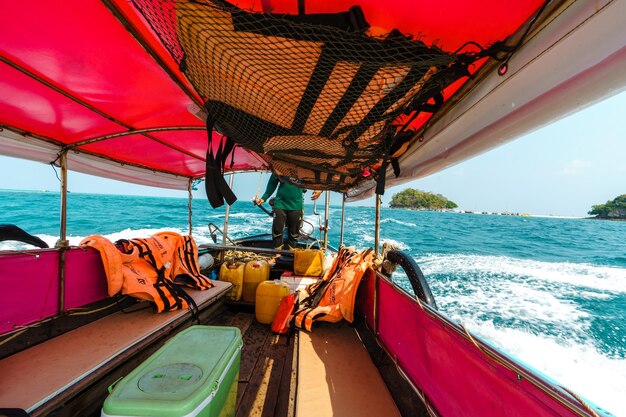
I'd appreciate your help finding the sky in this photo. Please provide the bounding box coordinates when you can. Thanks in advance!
[1,91,625,217]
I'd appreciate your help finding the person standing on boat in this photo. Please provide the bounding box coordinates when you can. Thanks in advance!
[255,174,322,250]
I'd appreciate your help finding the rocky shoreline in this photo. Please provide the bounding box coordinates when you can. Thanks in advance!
[587,215,626,221]
[588,195,626,220]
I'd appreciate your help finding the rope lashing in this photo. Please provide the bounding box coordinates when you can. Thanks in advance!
[560,386,600,417]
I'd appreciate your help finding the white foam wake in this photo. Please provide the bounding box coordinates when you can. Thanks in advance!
[381,217,418,228]
[0,218,276,251]
[438,280,590,327]
[463,319,625,416]
[414,253,626,416]
[419,253,626,294]
[361,234,410,250]
[0,226,228,250]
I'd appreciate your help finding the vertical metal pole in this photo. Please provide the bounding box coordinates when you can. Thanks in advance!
[222,173,235,244]
[323,191,330,250]
[187,178,193,236]
[374,194,381,255]
[57,150,69,314]
[59,151,68,245]
[313,199,322,242]
[339,194,346,247]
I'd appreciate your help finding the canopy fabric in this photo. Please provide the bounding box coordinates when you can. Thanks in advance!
[135,0,500,192]
[0,0,267,187]
[1,0,544,191]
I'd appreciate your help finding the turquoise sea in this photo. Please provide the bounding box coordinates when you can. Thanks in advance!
[2,189,625,415]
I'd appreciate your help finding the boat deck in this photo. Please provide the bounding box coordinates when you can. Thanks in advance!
[210,308,401,417]
[208,308,297,417]
[0,288,402,417]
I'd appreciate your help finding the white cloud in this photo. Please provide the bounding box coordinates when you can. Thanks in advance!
[558,159,591,176]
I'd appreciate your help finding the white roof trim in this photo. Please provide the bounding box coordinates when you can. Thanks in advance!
[347,0,626,200]
[0,129,191,190]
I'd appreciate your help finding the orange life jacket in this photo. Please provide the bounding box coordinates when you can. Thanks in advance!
[294,247,374,331]
[81,233,210,313]
[154,231,213,290]
[80,234,124,297]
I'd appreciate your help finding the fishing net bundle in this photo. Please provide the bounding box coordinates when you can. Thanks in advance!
[222,249,273,264]
[132,0,490,193]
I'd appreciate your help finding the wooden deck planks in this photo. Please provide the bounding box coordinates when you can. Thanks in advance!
[208,311,409,417]
[229,312,255,340]
[209,311,295,417]
[273,331,298,417]
[238,321,272,383]
[237,329,290,417]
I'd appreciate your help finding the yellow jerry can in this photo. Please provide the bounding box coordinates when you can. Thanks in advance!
[294,249,325,277]
[255,281,291,324]
[220,261,245,301]
[242,260,270,303]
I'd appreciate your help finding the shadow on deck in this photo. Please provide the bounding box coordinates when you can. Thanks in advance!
[208,309,297,417]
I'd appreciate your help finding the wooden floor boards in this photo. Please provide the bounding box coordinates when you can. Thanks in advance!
[208,311,295,417]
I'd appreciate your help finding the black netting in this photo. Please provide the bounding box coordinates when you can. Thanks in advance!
[133,0,485,191]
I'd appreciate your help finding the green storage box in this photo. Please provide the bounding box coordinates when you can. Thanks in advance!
[102,325,242,417]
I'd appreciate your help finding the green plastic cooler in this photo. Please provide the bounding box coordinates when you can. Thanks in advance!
[102,325,242,417]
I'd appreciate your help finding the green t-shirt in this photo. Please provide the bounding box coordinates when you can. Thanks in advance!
[261,174,304,211]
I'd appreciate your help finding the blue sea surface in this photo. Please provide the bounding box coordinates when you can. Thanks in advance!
[2,190,625,415]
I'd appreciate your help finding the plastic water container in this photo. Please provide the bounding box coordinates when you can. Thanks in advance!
[279,275,319,293]
[293,249,325,277]
[220,262,245,301]
[255,280,290,324]
[102,326,242,417]
[242,260,270,303]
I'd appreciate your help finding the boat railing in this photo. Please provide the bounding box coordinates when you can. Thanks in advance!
[207,222,237,246]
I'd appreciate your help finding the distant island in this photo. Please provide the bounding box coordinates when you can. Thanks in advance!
[390,188,457,210]
[588,194,626,220]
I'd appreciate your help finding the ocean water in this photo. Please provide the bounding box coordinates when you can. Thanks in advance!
[2,190,625,415]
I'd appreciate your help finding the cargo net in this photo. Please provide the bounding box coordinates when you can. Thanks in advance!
[133,0,487,191]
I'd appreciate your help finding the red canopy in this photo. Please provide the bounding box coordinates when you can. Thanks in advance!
[0,0,543,189]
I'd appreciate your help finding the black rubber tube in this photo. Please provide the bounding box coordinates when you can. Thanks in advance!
[0,224,49,248]
[386,250,437,309]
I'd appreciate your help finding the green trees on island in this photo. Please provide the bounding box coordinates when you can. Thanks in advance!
[588,194,626,219]
[390,188,457,210]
